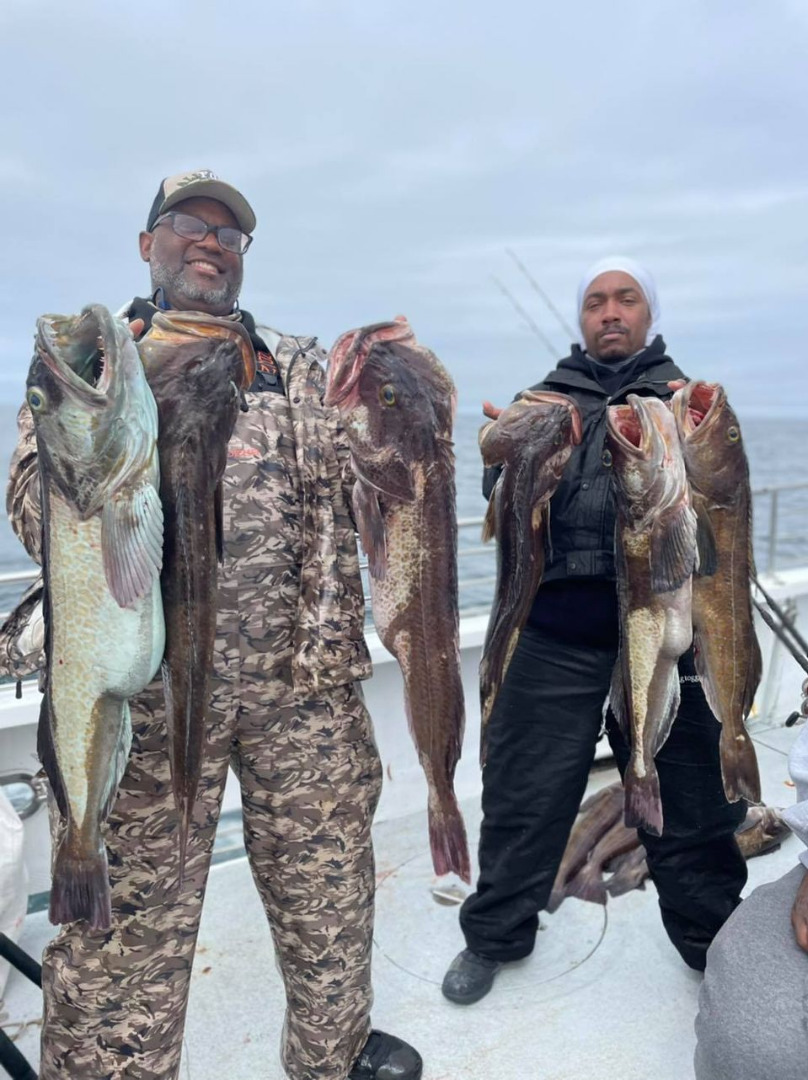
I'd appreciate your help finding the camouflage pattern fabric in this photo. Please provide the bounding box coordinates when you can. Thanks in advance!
[2,330,372,690]
[272,336,372,694]
[6,325,383,1080]
[6,402,43,564]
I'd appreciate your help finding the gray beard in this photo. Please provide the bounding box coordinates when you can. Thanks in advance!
[150,261,242,311]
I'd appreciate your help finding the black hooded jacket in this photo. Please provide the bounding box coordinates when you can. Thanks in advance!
[484,335,687,646]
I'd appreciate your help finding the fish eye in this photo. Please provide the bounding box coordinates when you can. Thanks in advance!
[27,387,46,412]
[380,384,396,407]
[726,425,740,443]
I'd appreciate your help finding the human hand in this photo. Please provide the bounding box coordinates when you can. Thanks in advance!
[667,380,687,391]
[482,400,502,421]
[129,318,145,340]
[791,868,808,951]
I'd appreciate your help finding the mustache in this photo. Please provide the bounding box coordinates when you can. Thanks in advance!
[598,324,629,339]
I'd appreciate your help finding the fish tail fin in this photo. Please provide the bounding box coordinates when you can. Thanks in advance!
[624,764,663,837]
[481,492,498,543]
[607,860,649,898]
[49,832,112,930]
[567,864,608,906]
[428,792,471,884]
[545,886,565,914]
[719,726,761,804]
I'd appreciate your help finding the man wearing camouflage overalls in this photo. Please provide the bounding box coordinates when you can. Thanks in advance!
[6,171,422,1080]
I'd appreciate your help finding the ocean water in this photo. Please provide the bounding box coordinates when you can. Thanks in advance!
[0,403,805,618]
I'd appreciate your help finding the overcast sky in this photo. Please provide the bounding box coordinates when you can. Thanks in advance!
[1,0,806,415]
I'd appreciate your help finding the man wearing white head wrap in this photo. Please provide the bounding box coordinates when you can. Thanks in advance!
[442,256,747,1008]
[576,255,662,347]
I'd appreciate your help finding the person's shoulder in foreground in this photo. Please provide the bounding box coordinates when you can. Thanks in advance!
[694,720,808,1080]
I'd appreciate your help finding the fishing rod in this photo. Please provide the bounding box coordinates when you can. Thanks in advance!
[753,574,808,657]
[504,249,578,341]
[491,276,560,360]
[750,576,808,725]
[752,597,808,678]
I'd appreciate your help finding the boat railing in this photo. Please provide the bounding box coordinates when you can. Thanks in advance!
[2,481,808,624]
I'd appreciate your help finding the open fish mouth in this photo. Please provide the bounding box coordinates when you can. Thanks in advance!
[36,305,119,406]
[672,380,723,440]
[607,396,653,457]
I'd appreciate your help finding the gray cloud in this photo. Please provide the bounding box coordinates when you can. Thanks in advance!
[0,0,806,417]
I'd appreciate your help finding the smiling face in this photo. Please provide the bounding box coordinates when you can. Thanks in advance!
[139,196,244,315]
[580,270,652,362]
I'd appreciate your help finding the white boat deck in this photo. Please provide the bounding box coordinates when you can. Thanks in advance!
[2,715,802,1080]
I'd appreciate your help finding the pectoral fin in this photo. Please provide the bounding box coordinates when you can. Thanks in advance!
[355,459,416,503]
[353,480,387,580]
[694,498,718,577]
[102,483,164,608]
[609,656,629,739]
[482,478,501,542]
[650,503,698,593]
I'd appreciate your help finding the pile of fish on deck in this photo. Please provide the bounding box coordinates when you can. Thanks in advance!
[548,781,790,911]
[480,380,774,897]
[21,305,254,929]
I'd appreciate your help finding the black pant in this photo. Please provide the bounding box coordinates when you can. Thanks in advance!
[460,625,747,970]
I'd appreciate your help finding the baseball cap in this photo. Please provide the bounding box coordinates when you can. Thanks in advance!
[146,169,256,234]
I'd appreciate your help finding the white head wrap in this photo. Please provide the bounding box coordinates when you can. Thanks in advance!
[576,256,661,347]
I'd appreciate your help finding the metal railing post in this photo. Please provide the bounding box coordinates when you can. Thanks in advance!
[767,489,779,572]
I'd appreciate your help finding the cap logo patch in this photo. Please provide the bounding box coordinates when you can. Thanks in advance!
[165,170,218,196]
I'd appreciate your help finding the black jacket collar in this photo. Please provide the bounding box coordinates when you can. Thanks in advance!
[537,336,685,397]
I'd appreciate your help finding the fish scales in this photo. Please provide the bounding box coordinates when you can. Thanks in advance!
[371,464,465,865]
[478,392,581,753]
[607,395,698,836]
[29,304,165,929]
[138,311,255,879]
[672,381,762,804]
[325,317,469,882]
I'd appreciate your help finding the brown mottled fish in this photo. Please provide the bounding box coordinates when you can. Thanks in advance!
[324,317,469,882]
[138,311,255,873]
[606,395,699,836]
[546,782,624,912]
[606,845,649,898]
[28,305,165,929]
[735,804,790,858]
[566,816,640,906]
[478,392,581,746]
[672,381,762,804]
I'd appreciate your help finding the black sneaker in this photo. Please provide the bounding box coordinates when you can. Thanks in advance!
[348,1030,423,1079]
[441,948,502,1005]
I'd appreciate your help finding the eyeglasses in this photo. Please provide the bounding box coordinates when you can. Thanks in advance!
[152,212,253,255]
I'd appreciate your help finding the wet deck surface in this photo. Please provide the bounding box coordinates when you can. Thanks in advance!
[2,719,801,1080]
